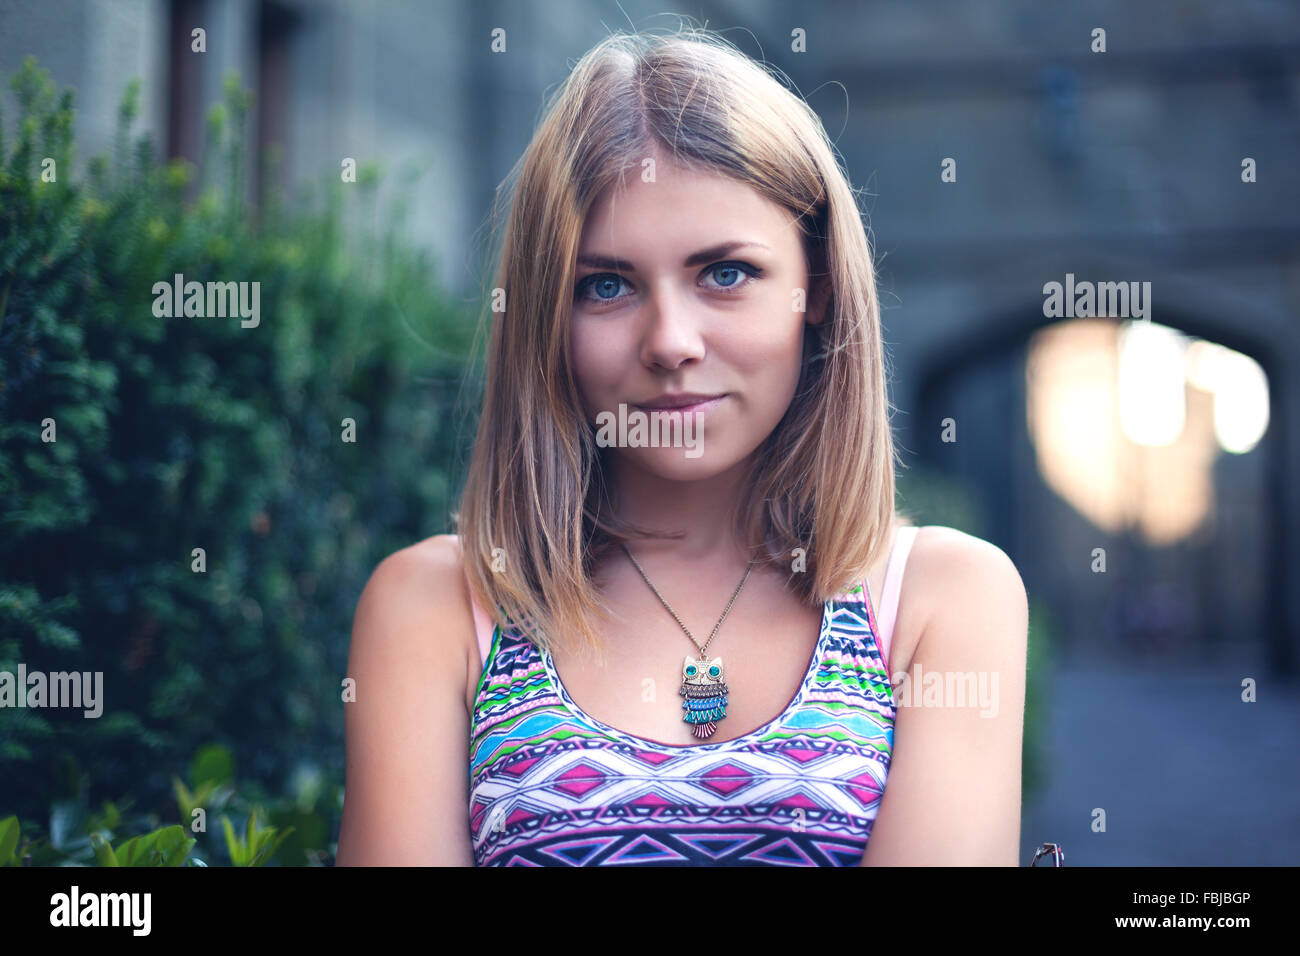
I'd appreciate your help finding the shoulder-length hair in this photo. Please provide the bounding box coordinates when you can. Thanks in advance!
[455,27,904,661]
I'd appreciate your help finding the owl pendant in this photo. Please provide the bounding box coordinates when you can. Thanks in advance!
[680,656,728,739]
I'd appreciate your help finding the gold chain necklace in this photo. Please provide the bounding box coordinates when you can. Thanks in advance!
[620,543,757,740]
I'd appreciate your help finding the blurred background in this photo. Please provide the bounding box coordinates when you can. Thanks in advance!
[1,0,1296,866]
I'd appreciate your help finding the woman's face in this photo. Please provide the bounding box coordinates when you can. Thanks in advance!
[570,153,825,483]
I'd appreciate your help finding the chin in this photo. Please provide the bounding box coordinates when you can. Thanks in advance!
[616,444,741,482]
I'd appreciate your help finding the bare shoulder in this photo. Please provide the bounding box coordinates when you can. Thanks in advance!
[355,533,474,643]
[363,533,468,606]
[906,525,1024,588]
[904,524,1028,656]
[336,533,476,865]
[860,524,1028,865]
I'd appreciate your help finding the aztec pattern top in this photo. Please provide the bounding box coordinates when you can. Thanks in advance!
[464,527,919,866]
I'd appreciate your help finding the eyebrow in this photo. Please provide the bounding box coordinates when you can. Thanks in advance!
[575,240,771,271]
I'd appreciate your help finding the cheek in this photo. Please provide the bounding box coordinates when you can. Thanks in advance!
[570,323,622,413]
[725,308,807,391]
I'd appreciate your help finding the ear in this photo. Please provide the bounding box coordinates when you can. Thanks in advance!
[804,243,831,327]
[806,274,831,327]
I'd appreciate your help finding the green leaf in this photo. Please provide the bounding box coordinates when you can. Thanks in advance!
[0,816,19,865]
[172,776,194,820]
[153,825,195,866]
[220,814,243,866]
[189,743,235,789]
[98,801,122,831]
[89,832,118,867]
[164,836,196,867]
[249,826,295,867]
[114,830,161,866]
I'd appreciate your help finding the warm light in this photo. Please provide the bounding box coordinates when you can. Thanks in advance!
[1026,319,1269,546]
[1025,320,1126,534]
[1118,321,1187,447]
[1184,339,1222,391]
[1185,340,1269,454]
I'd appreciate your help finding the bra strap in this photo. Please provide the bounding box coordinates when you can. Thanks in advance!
[457,535,496,666]
[876,525,920,672]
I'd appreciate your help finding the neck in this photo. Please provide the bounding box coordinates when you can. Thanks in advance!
[605,451,756,565]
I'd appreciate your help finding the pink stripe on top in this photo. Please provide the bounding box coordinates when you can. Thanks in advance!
[875,525,919,673]
[470,577,494,665]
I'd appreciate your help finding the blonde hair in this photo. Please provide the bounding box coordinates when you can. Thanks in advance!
[455,26,904,659]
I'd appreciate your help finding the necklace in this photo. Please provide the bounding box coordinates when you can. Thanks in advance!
[620,543,757,740]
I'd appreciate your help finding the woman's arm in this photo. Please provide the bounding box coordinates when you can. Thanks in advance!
[860,528,1029,866]
[335,536,476,865]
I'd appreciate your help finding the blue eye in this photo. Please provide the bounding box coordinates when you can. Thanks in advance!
[574,261,763,306]
[686,665,697,676]
[578,274,629,302]
[703,262,758,290]
[709,665,720,677]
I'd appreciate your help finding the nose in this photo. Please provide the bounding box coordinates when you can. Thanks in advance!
[638,282,706,370]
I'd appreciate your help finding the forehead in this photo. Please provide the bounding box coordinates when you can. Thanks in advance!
[578,159,800,254]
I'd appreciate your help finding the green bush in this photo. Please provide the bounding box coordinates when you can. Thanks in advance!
[0,57,481,859]
[0,739,316,866]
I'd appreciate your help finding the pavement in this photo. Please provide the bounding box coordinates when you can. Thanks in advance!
[1019,656,1300,866]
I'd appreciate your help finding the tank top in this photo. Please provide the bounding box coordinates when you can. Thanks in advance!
[464,526,920,866]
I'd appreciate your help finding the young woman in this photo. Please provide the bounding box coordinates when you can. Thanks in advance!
[336,28,1027,867]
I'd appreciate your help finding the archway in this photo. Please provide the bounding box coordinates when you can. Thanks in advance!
[908,298,1291,675]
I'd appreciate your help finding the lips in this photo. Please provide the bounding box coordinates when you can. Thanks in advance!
[636,392,726,410]
[632,396,727,422]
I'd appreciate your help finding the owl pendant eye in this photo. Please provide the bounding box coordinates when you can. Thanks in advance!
[680,656,728,739]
